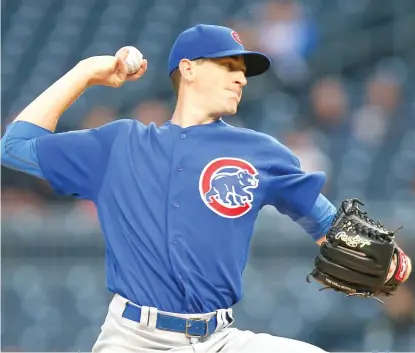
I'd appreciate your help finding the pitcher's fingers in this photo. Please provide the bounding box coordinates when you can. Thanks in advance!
[115,55,129,76]
[127,59,148,81]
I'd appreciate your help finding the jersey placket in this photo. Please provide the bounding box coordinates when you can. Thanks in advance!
[166,128,192,312]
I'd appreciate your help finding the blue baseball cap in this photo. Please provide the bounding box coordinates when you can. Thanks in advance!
[168,24,271,77]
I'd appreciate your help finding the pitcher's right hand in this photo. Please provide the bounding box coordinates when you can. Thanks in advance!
[78,53,148,88]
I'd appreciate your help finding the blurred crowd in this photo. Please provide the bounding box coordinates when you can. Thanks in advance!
[3,59,414,217]
[2,0,414,217]
[2,0,415,351]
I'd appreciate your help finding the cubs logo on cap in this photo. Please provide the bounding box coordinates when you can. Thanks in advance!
[231,31,243,45]
[199,157,259,218]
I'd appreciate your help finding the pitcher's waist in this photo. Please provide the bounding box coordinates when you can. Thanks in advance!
[110,293,234,338]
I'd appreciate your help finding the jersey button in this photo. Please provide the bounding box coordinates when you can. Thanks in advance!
[172,240,177,245]
[173,202,179,208]
[177,165,184,171]
[181,133,187,139]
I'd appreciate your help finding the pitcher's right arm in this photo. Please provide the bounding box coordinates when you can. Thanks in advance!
[1,54,148,198]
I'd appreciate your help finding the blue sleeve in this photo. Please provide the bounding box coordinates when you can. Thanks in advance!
[35,119,129,200]
[1,121,50,179]
[264,140,332,239]
[295,194,336,240]
[265,143,326,217]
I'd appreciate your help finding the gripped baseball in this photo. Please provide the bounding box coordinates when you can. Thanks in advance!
[116,46,143,75]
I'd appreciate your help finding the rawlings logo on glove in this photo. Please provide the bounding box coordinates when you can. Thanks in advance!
[334,231,372,248]
[307,198,412,302]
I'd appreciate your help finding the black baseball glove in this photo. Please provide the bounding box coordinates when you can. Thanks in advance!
[307,198,410,302]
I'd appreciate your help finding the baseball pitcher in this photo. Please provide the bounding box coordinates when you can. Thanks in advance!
[1,24,412,352]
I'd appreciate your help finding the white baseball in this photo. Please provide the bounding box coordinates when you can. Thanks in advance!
[116,46,143,75]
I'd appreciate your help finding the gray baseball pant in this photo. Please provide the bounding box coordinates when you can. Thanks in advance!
[92,294,326,353]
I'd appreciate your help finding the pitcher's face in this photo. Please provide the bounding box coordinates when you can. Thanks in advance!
[193,56,247,116]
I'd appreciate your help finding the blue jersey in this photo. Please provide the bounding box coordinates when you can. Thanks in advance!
[1,119,335,313]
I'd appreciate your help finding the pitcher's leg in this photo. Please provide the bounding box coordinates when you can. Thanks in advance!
[218,328,326,353]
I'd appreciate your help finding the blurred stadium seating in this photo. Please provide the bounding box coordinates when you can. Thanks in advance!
[1,0,415,351]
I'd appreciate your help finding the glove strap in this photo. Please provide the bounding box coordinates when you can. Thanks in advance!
[394,248,410,282]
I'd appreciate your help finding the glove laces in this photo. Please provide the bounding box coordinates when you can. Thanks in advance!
[340,198,400,242]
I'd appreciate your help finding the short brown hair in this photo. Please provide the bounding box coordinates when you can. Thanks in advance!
[170,59,206,96]
[171,69,181,96]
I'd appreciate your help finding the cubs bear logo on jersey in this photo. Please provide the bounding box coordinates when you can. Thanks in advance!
[199,158,259,218]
